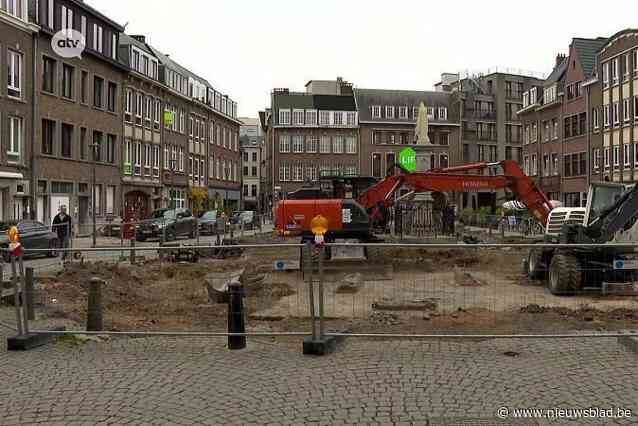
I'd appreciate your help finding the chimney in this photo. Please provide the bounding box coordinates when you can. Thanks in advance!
[555,53,566,67]
[131,35,146,44]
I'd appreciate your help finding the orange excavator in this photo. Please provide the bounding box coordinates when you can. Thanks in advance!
[275,160,553,243]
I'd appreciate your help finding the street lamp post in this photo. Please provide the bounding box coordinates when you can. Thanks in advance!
[91,141,99,248]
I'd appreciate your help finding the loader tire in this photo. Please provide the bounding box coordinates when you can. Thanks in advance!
[526,249,546,280]
[548,253,582,296]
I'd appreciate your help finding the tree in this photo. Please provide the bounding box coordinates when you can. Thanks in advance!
[189,187,208,216]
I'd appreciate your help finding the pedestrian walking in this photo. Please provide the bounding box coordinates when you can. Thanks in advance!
[53,205,72,261]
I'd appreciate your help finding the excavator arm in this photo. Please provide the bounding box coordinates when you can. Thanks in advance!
[357,160,553,225]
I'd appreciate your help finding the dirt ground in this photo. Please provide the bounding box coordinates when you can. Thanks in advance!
[32,234,638,335]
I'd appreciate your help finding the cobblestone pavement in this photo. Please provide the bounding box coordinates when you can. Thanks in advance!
[1,332,637,426]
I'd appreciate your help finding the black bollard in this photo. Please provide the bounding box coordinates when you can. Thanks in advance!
[25,268,35,321]
[227,282,246,350]
[87,277,104,332]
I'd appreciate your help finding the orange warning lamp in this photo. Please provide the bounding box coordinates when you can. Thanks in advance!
[311,215,328,246]
[310,215,328,236]
[8,225,23,258]
[8,226,19,244]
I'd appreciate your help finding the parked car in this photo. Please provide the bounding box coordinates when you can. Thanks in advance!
[198,210,218,235]
[0,221,59,262]
[230,211,256,230]
[136,208,196,242]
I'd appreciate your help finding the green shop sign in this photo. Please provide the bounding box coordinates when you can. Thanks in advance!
[399,147,417,172]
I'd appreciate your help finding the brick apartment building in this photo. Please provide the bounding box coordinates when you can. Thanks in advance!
[239,117,264,212]
[144,43,241,213]
[438,71,544,209]
[595,30,638,187]
[0,0,38,220]
[517,54,568,202]
[264,79,359,206]
[35,0,126,227]
[353,88,460,179]
[520,38,608,207]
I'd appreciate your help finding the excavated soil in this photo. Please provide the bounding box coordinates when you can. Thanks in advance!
[31,237,638,335]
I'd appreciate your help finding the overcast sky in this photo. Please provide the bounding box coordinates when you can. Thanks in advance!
[88,0,638,118]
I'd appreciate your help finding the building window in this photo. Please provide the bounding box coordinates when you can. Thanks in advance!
[60,124,73,158]
[293,164,303,182]
[7,50,23,98]
[372,106,382,119]
[624,144,631,167]
[279,109,291,125]
[333,112,344,126]
[398,106,408,119]
[79,127,87,161]
[604,105,610,127]
[592,107,599,129]
[438,107,448,121]
[93,76,104,108]
[614,145,620,167]
[372,153,382,178]
[624,98,631,122]
[42,119,55,155]
[292,135,304,153]
[552,153,559,176]
[611,58,618,85]
[602,62,609,87]
[124,89,133,121]
[292,109,304,125]
[346,112,356,126]
[42,56,56,94]
[613,102,620,125]
[93,131,103,162]
[306,136,319,153]
[1,0,26,19]
[593,148,600,170]
[279,135,290,153]
[306,166,317,182]
[385,106,394,119]
[634,50,638,76]
[320,136,331,153]
[154,99,161,128]
[332,136,344,154]
[635,96,638,121]
[604,147,610,168]
[523,155,530,175]
[440,154,449,169]
[92,24,103,53]
[61,5,73,31]
[107,135,116,164]
[305,110,317,125]
[107,82,117,113]
[345,137,357,154]
[7,116,22,162]
[319,111,330,125]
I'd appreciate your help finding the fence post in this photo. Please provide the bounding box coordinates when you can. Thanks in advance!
[87,277,104,332]
[306,242,317,341]
[10,256,24,337]
[24,267,35,321]
[318,245,325,340]
[130,239,136,265]
[227,281,246,350]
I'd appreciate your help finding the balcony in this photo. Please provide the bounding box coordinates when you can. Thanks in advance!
[464,109,497,121]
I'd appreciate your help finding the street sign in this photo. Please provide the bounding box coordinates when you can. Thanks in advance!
[399,147,417,172]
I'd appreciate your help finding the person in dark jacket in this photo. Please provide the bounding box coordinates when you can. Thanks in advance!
[52,205,72,260]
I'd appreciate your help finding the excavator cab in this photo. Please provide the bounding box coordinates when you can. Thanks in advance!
[584,182,630,225]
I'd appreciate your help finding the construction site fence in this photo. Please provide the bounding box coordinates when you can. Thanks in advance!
[2,242,638,350]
